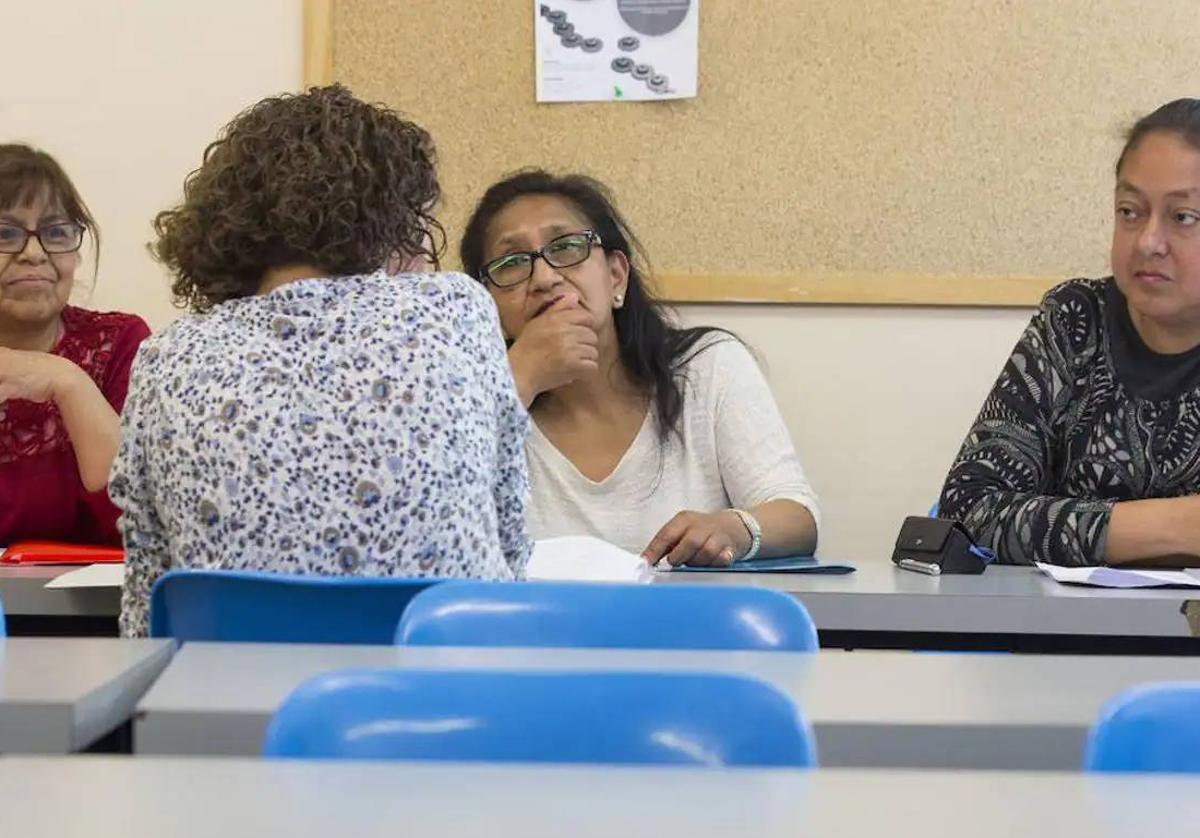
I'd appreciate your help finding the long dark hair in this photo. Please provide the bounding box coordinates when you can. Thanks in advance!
[460,169,734,443]
[1116,98,1200,176]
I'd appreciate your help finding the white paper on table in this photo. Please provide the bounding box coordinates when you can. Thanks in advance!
[527,536,654,583]
[44,563,125,589]
[1035,562,1200,589]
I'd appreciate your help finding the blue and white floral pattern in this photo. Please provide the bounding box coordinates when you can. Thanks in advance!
[111,272,530,637]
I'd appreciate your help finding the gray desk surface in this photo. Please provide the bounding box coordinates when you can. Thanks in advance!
[0,756,1191,838]
[0,637,173,752]
[657,561,1199,640]
[0,566,120,618]
[3,562,1196,644]
[135,641,1200,769]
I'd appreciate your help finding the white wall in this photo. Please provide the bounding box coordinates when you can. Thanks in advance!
[5,0,1037,561]
[678,305,1033,560]
[2,0,302,328]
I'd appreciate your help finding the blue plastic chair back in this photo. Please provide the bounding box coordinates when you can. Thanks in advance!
[396,580,818,651]
[0,593,5,637]
[1085,682,1200,773]
[149,570,441,644]
[263,667,816,767]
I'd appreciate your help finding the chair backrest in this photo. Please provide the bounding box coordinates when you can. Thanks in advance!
[395,580,818,651]
[0,593,5,637]
[149,570,440,644]
[1085,682,1200,773]
[263,667,816,767]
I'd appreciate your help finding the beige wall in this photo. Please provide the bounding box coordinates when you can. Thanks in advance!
[9,0,1042,561]
[4,0,302,328]
[678,305,1033,560]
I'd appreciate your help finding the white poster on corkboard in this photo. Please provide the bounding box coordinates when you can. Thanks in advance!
[535,0,699,102]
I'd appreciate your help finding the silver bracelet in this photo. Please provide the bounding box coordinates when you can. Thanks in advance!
[730,508,762,561]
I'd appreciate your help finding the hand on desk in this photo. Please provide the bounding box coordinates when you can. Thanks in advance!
[641,509,751,568]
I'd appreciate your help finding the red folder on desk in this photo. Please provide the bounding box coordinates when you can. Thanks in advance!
[0,541,125,565]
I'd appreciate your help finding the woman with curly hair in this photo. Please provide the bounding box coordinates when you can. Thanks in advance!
[111,85,530,637]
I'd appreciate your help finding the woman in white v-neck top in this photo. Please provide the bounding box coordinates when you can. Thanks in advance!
[460,170,819,565]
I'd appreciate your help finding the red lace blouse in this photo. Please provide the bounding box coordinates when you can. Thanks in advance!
[0,306,150,546]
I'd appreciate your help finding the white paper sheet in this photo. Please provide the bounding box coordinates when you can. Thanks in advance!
[40,539,652,590]
[535,0,699,102]
[43,563,125,589]
[1035,562,1200,589]
[527,536,654,583]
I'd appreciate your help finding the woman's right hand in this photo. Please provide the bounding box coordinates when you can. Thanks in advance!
[1105,494,1200,567]
[0,347,79,404]
[507,303,599,407]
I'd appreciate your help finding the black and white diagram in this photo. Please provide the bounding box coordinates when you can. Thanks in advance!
[535,0,698,102]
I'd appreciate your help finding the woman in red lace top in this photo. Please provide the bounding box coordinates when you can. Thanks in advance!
[0,145,149,546]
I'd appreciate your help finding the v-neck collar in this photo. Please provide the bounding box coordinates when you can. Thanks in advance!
[529,408,654,488]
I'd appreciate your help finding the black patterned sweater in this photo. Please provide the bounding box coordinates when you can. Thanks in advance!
[939,277,1200,566]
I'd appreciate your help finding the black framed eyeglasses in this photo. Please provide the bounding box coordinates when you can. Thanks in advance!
[0,222,85,255]
[480,230,602,288]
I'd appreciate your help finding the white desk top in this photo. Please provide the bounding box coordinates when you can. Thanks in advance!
[0,756,1190,837]
[657,562,1199,637]
[0,566,120,618]
[135,642,1200,768]
[0,637,173,752]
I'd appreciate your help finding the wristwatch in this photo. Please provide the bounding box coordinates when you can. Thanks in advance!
[730,508,762,561]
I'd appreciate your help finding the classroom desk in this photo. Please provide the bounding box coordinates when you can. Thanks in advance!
[0,637,173,753]
[0,756,1190,838]
[0,566,120,636]
[134,641,1200,769]
[655,562,1200,653]
[0,560,1195,651]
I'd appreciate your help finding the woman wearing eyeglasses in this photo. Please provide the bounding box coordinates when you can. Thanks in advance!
[460,170,819,567]
[0,144,150,546]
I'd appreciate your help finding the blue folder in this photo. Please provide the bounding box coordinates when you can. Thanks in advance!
[673,556,856,574]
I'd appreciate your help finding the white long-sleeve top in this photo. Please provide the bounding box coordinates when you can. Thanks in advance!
[525,337,820,555]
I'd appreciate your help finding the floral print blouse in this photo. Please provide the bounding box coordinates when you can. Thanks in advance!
[111,272,531,637]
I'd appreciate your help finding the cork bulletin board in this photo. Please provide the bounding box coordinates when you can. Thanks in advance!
[304,0,1200,306]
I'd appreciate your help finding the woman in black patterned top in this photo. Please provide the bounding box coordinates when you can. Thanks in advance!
[940,98,1200,567]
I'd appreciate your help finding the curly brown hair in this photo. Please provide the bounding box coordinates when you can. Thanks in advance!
[153,85,444,311]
